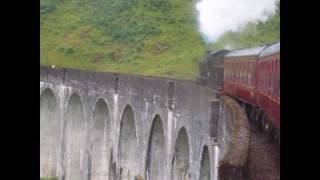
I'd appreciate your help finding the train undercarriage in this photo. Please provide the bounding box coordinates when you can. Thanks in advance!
[234,98,280,147]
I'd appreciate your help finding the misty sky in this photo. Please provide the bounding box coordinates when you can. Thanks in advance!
[196,0,278,43]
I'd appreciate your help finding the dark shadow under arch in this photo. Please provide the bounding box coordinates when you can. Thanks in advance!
[119,105,139,179]
[90,98,111,180]
[171,127,190,180]
[145,115,166,180]
[200,145,211,180]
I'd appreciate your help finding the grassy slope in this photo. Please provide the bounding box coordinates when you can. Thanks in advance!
[41,0,206,80]
[40,0,279,80]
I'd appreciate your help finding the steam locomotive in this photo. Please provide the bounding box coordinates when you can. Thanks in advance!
[198,42,280,143]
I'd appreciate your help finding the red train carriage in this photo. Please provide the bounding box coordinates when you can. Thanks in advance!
[223,46,266,106]
[198,42,280,143]
[256,42,280,133]
[223,42,280,142]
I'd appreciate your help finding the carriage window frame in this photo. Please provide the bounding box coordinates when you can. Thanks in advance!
[272,59,276,97]
[239,62,242,84]
[248,62,251,85]
[243,62,248,84]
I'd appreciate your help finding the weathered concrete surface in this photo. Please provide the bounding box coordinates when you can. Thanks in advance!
[40,66,250,180]
[218,96,250,180]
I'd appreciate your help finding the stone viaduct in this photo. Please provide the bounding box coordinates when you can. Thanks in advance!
[40,66,250,180]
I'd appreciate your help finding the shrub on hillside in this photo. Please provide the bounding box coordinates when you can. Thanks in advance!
[146,0,172,12]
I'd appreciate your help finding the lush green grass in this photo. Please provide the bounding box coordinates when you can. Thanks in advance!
[40,0,206,80]
[40,0,279,80]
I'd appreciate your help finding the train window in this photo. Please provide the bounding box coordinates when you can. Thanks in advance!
[239,62,241,83]
[231,62,234,81]
[231,62,234,82]
[270,61,273,95]
[242,62,244,84]
[242,62,245,84]
[237,63,241,83]
[268,60,272,95]
[261,63,263,90]
[224,65,226,80]
[270,60,274,96]
[249,63,252,85]
[243,62,246,85]
[229,62,232,81]
[272,60,275,96]
[233,63,235,81]
[227,63,230,80]
[226,64,228,80]
[248,62,251,85]
[236,62,239,83]
[228,63,230,80]
[266,62,269,93]
[273,60,275,96]
[276,60,279,98]
[274,60,277,98]
[264,62,266,91]
[239,62,243,83]
[262,63,264,91]
[240,62,243,83]
[234,62,236,82]
[239,62,242,83]
[231,62,233,81]
[252,63,261,89]
[247,63,250,85]
[244,63,246,84]
[278,59,280,100]
[251,63,254,85]
[245,62,247,84]
[260,63,262,90]
[229,65,231,81]
[229,63,232,81]
[242,63,244,84]
[259,63,262,90]
[224,63,227,80]
[263,62,266,92]
[240,63,242,83]
[274,60,277,97]
[246,63,249,85]
[247,62,250,85]
[269,61,272,95]
[230,63,232,81]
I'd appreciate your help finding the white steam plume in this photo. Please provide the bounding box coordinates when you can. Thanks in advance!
[196,0,278,43]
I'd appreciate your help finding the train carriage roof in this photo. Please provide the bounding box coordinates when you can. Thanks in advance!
[199,50,229,65]
[259,42,280,58]
[225,46,267,58]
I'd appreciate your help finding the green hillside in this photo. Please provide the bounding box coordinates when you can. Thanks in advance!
[40,0,206,80]
[40,0,280,80]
